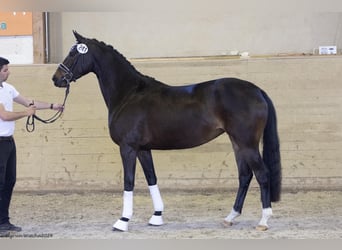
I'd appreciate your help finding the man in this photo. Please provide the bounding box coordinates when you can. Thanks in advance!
[0,56,63,232]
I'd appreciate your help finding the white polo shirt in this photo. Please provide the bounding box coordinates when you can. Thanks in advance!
[0,82,20,136]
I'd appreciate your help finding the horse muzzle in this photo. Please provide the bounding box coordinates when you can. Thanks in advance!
[52,75,69,88]
[52,63,75,88]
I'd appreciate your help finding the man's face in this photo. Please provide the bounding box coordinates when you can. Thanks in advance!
[0,64,10,82]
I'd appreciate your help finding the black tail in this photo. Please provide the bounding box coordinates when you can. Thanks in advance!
[261,90,282,202]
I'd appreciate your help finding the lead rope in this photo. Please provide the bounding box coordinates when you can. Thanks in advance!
[26,84,70,132]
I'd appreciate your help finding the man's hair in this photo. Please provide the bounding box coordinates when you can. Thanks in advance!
[0,57,10,70]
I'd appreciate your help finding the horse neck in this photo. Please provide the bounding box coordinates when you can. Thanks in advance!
[93,53,141,109]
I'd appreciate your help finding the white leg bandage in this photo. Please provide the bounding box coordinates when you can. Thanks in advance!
[113,191,133,231]
[149,185,164,212]
[224,208,241,224]
[122,191,133,219]
[148,185,164,226]
[258,207,272,228]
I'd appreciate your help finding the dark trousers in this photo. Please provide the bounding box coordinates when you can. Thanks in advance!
[0,137,16,224]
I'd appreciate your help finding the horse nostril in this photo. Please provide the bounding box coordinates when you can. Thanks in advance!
[52,77,62,87]
[52,75,57,83]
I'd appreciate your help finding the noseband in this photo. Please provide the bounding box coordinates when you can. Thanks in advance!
[58,63,74,85]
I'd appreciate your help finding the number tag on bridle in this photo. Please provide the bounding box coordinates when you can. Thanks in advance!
[77,43,88,54]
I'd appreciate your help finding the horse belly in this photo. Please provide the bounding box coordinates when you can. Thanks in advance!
[148,122,224,150]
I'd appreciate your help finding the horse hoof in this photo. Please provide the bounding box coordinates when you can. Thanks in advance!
[148,215,163,226]
[112,219,128,232]
[222,220,233,227]
[256,225,268,231]
[112,227,125,232]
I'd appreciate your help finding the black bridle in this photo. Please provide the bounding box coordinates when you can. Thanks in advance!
[26,63,73,132]
[58,63,74,84]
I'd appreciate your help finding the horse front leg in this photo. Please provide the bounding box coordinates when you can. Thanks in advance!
[137,150,164,226]
[112,145,137,232]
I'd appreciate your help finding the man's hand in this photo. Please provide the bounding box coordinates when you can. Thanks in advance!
[26,105,36,116]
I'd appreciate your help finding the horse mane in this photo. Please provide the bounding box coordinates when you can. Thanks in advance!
[89,38,159,83]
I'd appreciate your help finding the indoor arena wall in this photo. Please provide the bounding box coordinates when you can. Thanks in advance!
[10,56,342,191]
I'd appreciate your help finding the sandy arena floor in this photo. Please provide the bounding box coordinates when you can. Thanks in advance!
[1,189,341,239]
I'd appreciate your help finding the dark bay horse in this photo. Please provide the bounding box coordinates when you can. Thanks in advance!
[52,31,281,232]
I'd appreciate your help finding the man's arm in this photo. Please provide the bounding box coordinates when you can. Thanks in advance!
[14,94,63,111]
[0,103,35,121]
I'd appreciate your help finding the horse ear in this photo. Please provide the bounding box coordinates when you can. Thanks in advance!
[73,30,85,43]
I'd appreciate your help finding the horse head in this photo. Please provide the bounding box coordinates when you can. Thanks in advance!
[52,31,94,88]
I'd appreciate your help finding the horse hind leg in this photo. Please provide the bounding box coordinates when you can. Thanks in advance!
[244,147,273,231]
[138,150,164,226]
[224,136,273,230]
[223,143,253,227]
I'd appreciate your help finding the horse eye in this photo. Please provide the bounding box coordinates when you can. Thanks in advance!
[69,45,78,56]
[67,48,79,57]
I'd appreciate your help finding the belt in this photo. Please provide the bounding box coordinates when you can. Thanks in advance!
[0,136,13,141]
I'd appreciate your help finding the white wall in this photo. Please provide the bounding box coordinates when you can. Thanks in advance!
[48,12,342,62]
[0,36,33,64]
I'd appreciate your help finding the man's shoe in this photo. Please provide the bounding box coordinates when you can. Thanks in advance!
[0,222,22,232]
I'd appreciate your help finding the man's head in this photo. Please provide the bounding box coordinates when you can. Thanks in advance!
[0,57,9,70]
[0,57,10,83]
